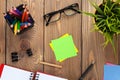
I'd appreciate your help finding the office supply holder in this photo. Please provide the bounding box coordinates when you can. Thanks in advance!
[4,4,35,35]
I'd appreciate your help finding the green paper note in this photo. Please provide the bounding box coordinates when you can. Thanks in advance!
[51,35,77,61]
[50,33,78,62]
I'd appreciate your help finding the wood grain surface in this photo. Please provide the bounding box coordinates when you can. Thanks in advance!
[44,0,81,80]
[82,0,118,80]
[6,0,44,71]
[0,0,5,64]
[0,0,119,80]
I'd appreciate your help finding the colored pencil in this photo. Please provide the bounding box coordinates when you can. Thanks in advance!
[39,61,62,69]
[25,10,29,21]
[14,22,18,35]
[21,9,27,22]
[17,21,20,33]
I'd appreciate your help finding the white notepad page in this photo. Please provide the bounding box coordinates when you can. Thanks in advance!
[1,65,34,80]
[35,72,68,80]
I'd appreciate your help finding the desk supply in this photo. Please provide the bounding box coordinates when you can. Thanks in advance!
[44,3,80,26]
[49,33,78,62]
[79,61,95,80]
[0,64,67,80]
[35,72,67,80]
[0,64,34,80]
[26,48,33,56]
[104,64,120,80]
[39,61,62,68]
[11,52,24,62]
[4,4,34,35]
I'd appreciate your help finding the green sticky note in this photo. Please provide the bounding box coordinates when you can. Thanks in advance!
[51,35,77,61]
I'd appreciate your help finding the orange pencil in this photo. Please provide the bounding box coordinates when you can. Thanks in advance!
[21,9,27,22]
[25,10,29,21]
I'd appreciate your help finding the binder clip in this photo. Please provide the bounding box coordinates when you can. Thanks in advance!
[11,51,24,62]
[26,48,33,56]
[11,52,19,62]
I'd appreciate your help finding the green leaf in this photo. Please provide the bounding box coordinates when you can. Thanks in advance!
[106,0,112,8]
[96,19,105,27]
[88,0,104,15]
[80,11,97,17]
[110,0,120,10]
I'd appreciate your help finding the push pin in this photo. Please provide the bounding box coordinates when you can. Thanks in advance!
[26,48,33,56]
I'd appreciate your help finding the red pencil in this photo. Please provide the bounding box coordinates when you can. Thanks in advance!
[20,26,25,30]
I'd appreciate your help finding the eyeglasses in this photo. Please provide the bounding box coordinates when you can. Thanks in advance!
[44,3,81,26]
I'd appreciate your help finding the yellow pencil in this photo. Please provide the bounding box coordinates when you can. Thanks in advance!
[14,22,17,35]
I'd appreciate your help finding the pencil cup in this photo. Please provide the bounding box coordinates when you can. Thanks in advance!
[4,4,35,35]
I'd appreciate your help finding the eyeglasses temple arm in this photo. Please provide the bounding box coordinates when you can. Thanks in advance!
[45,15,52,26]
[70,8,81,14]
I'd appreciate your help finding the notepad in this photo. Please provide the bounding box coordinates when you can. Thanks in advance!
[0,64,34,80]
[104,64,120,80]
[35,72,67,80]
[49,34,78,62]
[0,64,67,80]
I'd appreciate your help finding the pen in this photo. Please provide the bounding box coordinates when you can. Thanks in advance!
[79,61,95,80]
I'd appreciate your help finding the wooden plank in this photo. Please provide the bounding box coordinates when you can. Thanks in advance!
[0,0,5,64]
[44,0,81,80]
[6,0,44,71]
[82,0,118,80]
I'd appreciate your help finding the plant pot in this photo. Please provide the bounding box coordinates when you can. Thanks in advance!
[94,2,120,33]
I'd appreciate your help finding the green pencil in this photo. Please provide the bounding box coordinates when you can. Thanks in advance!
[17,21,20,33]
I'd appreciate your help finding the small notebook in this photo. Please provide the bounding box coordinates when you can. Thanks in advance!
[0,64,67,80]
[0,64,34,80]
[104,64,120,80]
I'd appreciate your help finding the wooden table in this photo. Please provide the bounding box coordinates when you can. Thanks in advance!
[0,0,119,80]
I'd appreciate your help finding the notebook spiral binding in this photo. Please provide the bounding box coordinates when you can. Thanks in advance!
[29,72,34,80]
[35,73,40,80]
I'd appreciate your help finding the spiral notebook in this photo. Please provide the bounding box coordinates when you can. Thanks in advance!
[0,64,67,80]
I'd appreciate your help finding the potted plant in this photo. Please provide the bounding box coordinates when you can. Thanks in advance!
[81,0,120,57]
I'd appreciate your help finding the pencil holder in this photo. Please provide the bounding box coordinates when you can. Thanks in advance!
[4,4,35,35]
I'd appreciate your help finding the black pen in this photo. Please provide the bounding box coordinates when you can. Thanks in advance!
[79,61,95,80]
